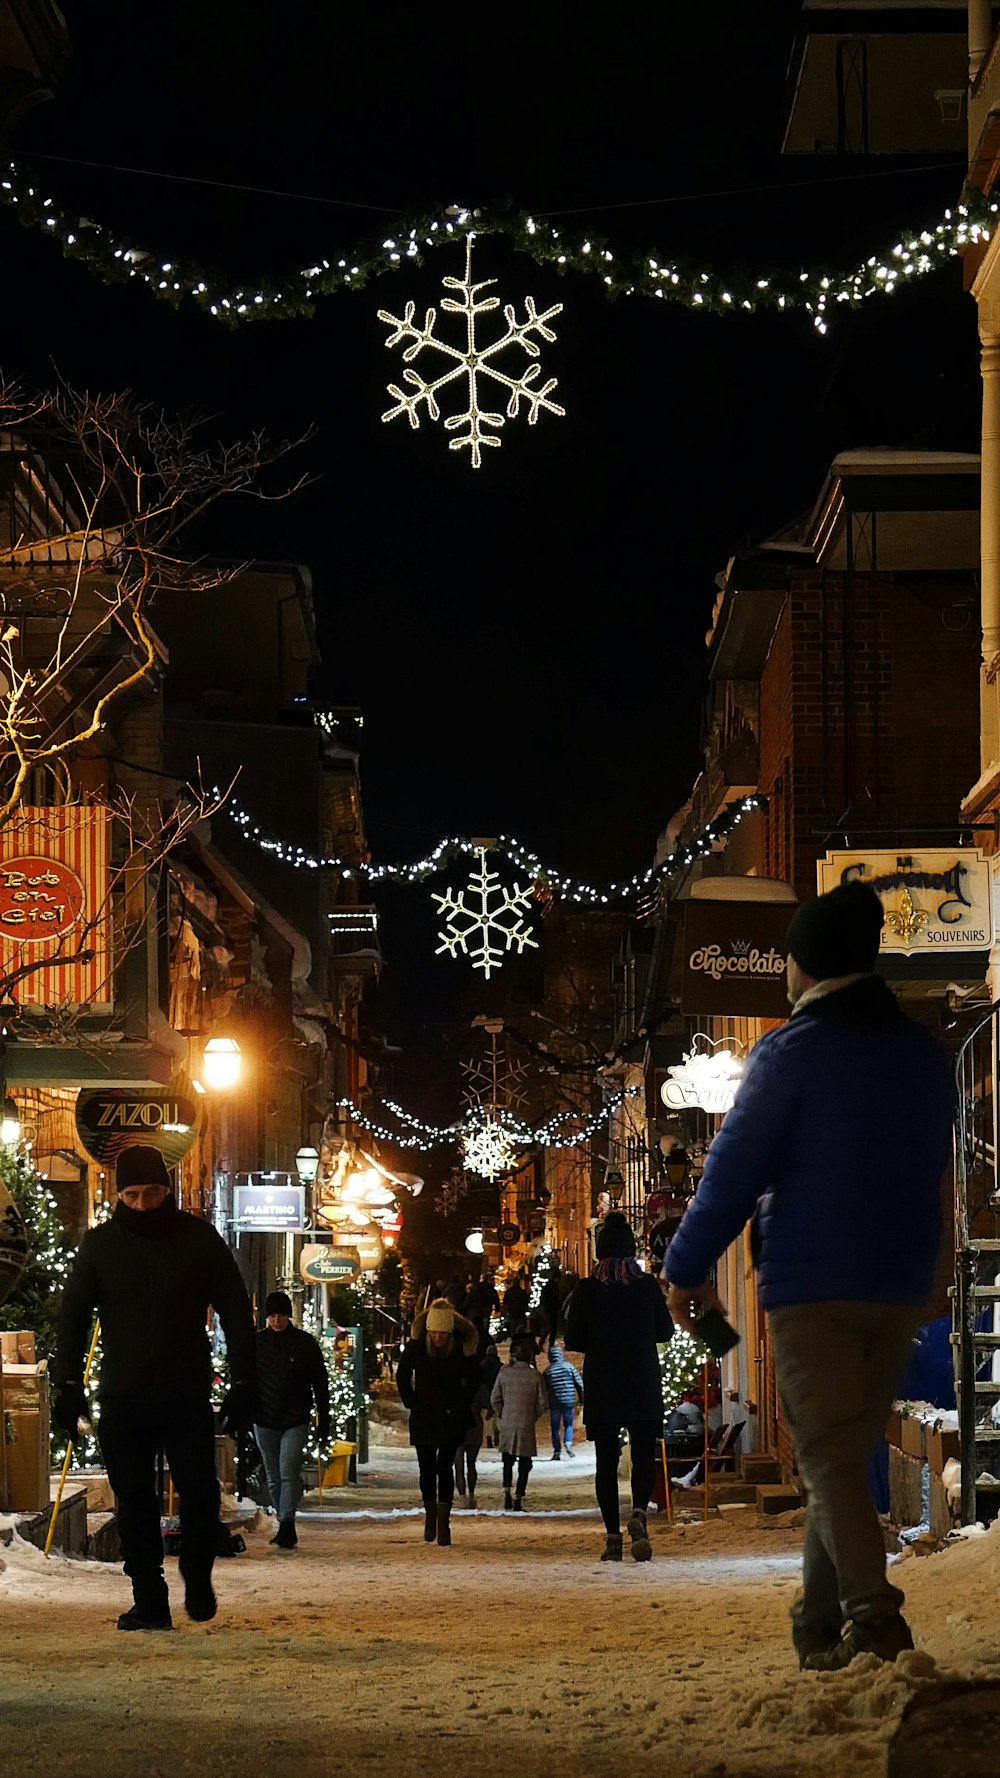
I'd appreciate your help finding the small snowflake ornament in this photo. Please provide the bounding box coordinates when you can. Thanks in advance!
[462,1116,517,1180]
[378,234,564,466]
[434,848,538,979]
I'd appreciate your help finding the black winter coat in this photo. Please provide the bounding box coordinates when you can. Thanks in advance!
[397,1336,479,1447]
[255,1325,330,1433]
[564,1271,672,1432]
[54,1195,255,1402]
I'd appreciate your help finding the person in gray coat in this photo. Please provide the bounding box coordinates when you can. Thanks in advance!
[490,1334,547,1511]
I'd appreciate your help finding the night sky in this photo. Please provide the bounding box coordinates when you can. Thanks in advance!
[3,0,981,1081]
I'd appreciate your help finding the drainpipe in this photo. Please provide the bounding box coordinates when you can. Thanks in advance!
[980,328,1000,776]
[970,0,992,85]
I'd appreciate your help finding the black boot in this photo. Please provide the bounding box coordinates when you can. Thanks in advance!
[503,1490,513,1510]
[600,1533,623,1562]
[436,1503,452,1547]
[273,1518,297,1550]
[626,1507,652,1562]
[117,1603,173,1631]
[512,1495,524,1512]
[423,1502,437,1542]
[180,1558,217,1623]
[804,1612,914,1672]
[119,1572,171,1631]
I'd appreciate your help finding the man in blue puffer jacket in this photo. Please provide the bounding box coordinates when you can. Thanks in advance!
[665,881,953,1672]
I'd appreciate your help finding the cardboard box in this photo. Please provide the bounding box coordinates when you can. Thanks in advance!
[0,1359,6,1511]
[886,1409,903,1450]
[927,1425,961,1474]
[0,1330,35,1365]
[5,1406,50,1511]
[0,1360,48,1411]
[900,1415,926,1460]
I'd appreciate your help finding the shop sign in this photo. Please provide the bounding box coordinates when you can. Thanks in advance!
[816,849,992,955]
[76,1087,200,1167]
[329,1225,383,1270]
[0,807,111,1007]
[300,1244,359,1284]
[233,1180,306,1232]
[661,1042,744,1116]
[498,1221,521,1246]
[681,900,792,1017]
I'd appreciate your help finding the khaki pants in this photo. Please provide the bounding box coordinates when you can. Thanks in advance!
[769,1300,920,1628]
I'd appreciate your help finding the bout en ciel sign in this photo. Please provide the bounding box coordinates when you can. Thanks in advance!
[681,899,792,1018]
[816,849,993,955]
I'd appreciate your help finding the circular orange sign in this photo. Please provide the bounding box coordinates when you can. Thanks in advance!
[0,855,86,944]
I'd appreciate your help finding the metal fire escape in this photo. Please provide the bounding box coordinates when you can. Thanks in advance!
[954,1001,1000,1524]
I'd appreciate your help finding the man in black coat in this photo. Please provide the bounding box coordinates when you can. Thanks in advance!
[53,1146,255,1632]
[253,1290,330,1549]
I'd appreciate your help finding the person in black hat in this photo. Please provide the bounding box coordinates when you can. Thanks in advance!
[564,1212,673,1563]
[665,881,954,1672]
[253,1290,330,1549]
[53,1144,255,1631]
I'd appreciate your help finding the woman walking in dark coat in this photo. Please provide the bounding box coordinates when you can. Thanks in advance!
[397,1297,479,1546]
[564,1212,673,1563]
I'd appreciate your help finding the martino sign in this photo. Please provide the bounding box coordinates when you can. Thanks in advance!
[233,1179,306,1232]
[681,899,792,1018]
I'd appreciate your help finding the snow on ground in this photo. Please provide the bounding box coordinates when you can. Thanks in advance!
[4,1439,1000,1778]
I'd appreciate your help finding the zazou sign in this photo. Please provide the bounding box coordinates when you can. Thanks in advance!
[661,1044,744,1116]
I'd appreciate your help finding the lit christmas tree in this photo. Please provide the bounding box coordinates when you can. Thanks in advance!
[0,1148,75,1360]
[528,1242,555,1311]
[660,1327,713,1414]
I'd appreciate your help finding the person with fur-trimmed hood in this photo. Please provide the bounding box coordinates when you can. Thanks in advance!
[490,1333,547,1510]
[397,1297,480,1546]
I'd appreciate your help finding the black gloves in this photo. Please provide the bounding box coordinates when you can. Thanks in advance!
[218,1380,257,1436]
[52,1382,90,1440]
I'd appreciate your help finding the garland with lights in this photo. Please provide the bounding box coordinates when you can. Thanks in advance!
[336,1086,640,1155]
[1,163,992,330]
[222,793,766,904]
[528,1243,556,1312]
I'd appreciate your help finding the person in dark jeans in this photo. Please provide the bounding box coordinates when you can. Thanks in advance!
[397,1297,480,1546]
[253,1291,330,1549]
[53,1146,255,1631]
[565,1212,673,1563]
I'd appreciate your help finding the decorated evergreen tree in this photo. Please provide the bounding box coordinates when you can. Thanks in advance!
[660,1327,714,1415]
[0,1148,75,1359]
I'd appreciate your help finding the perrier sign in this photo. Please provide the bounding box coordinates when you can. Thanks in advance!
[75,1087,200,1169]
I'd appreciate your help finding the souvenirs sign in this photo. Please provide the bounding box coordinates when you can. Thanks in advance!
[76,1086,200,1167]
[816,849,992,956]
[681,899,792,1017]
[0,808,111,1006]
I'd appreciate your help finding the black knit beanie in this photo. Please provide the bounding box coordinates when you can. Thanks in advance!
[115,1145,171,1192]
[265,1291,293,1317]
[596,1211,637,1260]
[785,882,884,981]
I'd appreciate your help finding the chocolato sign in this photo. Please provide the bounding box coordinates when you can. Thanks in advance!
[681,900,793,1018]
[76,1087,200,1167]
[816,849,993,956]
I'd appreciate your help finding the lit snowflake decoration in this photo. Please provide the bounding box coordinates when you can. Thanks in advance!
[378,234,565,467]
[434,849,539,979]
[462,1116,518,1180]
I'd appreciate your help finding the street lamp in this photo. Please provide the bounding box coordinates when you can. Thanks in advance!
[465,1228,485,1255]
[663,1148,690,1191]
[605,1166,626,1207]
[201,1036,241,1091]
[295,1145,320,1182]
[0,1095,20,1146]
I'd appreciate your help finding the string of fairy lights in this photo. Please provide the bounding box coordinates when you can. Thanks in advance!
[336,1087,640,1154]
[221,793,766,905]
[1,161,993,331]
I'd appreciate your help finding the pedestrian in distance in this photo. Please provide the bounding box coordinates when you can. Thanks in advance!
[454,1379,491,1508]
[665,882,954,1671]
[543,1340,584,1459]
[253,1291,330,1550]
[564,1211,673,1563]
[501,1269,529,1338]
[490,1333,547,1510]
[53,1145,256,1631]
[397,1296,480,1546]
[466,1268,501,1335]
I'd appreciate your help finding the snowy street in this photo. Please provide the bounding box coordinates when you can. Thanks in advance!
[4,1437,1000,1778]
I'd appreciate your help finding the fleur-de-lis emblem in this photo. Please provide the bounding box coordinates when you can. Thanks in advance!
[884,885,929,947]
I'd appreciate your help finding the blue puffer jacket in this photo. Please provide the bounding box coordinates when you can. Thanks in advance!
[665,977,953,1312]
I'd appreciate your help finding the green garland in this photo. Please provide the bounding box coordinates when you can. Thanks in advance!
[2,161,994,330]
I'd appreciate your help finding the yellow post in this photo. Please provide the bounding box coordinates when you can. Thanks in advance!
[660,1438,673,1528]
[702,1361,711,1524]
[44,1318,100,1559]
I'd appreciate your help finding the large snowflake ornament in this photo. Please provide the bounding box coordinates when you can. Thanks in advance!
[461,1116,518,1180]
[434,849,539,979]
[378,235,565,467]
